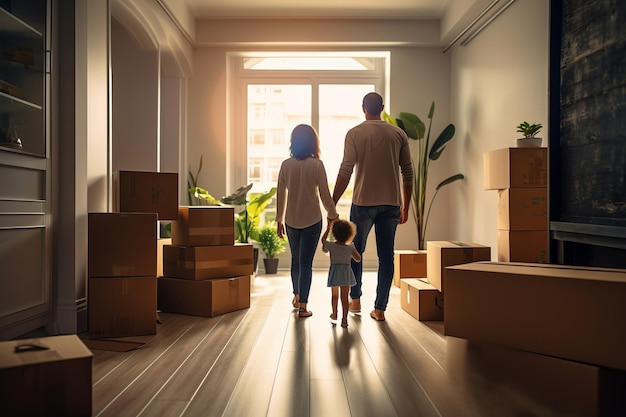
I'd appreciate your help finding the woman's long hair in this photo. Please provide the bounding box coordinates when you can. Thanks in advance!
[290,124,321,160]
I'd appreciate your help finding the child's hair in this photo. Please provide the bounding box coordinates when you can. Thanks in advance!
[331,219,356,245]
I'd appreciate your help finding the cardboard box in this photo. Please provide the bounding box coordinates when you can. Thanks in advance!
[0,335,92,417]
[497,188,547,230]
[88,276,157,338]
[400,278,443,321]
[483,147,547,190]
[393,250,427,287]
[114,170,179,220]
[157,238,172,277]
[426,241,491,292]
[157,275,250,317]
[163,243,254,280]
[88,212,157,277]
[447,337,626,417]
[498,230,548,263]
[171,206,235,247]
[444,262,626,372]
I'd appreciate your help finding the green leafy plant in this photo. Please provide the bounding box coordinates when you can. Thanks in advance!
[516,121,543,138]
[233,187,276,243]
[383,101,464,250]
[257,222,286,258]
[188,155,221,206]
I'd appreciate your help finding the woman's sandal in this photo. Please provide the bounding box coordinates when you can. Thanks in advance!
[292,296,299,309]
[298,308,313,318]
[341,318,348,328]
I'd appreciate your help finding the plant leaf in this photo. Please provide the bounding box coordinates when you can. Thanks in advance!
[429,124,455,161]
[381,111,397,126]
[435,173,465,190]
[397,112,425,140]
[427,101,435,119]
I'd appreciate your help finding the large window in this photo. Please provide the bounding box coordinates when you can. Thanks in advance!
[231,53,388,223]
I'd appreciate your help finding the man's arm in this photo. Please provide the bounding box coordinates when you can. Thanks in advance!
[399,181,412,224]
[332,173,351,204]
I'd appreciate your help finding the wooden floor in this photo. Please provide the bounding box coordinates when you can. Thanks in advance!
[87,270,568,417]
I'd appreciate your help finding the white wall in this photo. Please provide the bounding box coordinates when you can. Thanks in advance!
[449,0,550,257]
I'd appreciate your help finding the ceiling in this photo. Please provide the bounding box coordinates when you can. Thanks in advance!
[182,0,452,19]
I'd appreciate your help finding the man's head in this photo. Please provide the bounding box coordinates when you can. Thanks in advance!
[362,92,384,118]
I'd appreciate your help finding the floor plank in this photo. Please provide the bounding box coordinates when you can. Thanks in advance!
[84,270,596,417]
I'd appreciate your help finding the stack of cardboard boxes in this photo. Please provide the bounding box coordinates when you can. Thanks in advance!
[88,212,158,337]
[397,241,491,322]
[158,206,253,317]
[87,170,253,336]
[483,147,549,262]
[87,170,180,337]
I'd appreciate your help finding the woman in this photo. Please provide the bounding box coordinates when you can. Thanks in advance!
[276,124,338,317]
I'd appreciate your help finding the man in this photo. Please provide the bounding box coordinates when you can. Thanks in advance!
[332,92,413,322]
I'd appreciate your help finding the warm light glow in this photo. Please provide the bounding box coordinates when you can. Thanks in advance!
[245,57,370,70]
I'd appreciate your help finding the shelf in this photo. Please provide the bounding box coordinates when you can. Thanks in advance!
[0,90,42,111]
[0,6,43,39]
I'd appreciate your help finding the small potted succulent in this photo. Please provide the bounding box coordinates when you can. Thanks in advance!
[516,122,543,147]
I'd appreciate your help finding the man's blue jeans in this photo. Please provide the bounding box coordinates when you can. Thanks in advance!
[350,204,400,311]
[286,220,322,304]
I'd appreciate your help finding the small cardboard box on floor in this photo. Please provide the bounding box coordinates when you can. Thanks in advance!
[163,243,254,280]
[393,250,427,287]
[158,275,250,317]
[172,206,235,246]
[426,241,491,292]
[114,170,179,220]
[400,278,443,321]
[0,335,92,416]
[444,261,626,372]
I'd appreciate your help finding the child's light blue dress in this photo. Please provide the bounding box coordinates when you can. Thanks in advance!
[323,241,357,287]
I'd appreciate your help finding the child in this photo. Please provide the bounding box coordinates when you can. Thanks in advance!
[321,219,361,328]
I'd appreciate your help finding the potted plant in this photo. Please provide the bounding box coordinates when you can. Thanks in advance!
[516,121,543,147]
[257,222,286,274]
[383,101,464,250]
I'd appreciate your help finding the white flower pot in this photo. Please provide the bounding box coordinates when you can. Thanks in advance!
[516,137,542,148]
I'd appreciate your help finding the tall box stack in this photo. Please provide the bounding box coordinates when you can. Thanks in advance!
[88,212,158,338]
[484,148,548,263]
[159,206,253,317]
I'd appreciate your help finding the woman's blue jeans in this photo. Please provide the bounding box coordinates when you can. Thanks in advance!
[350,204,400,311]
[286,220,322,304]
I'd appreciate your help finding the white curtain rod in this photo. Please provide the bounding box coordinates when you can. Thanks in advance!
[460,0,518,47]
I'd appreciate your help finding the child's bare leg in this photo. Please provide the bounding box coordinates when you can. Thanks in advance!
[340,285,350,327]
[330,286,339,321]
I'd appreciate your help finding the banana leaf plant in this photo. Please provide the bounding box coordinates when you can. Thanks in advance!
[383,101,464,250]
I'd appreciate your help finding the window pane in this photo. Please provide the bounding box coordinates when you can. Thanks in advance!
[319,84,375,218]
[247,85,312,220]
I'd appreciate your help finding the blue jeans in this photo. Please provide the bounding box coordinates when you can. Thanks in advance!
[286,220,322,304]
[350,204,400,311]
